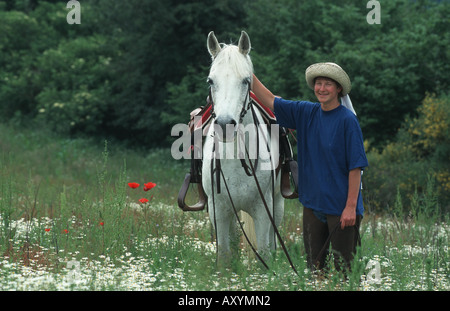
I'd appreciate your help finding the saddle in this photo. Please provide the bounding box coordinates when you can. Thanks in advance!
[177,92,299,211]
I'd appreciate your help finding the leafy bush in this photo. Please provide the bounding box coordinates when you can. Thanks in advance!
[35,36,117,135]
[364,93,450,212]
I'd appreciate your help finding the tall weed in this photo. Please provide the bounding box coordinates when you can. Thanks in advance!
[0,123,448,291]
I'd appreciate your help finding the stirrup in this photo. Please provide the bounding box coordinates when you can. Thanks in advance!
[177,173,207,211]
[280,160,298,199]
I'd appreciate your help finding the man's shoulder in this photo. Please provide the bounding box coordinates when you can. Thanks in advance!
[339,105,361,125]
[275,97,319,111]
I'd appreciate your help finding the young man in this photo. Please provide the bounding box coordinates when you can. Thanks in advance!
[252,62,368,273]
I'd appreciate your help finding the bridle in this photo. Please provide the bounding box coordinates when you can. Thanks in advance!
[208,81,260,177]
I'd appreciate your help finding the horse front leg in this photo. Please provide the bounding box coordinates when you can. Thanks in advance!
[209,205,233,268]
[254,211,272,263]
[269,190,285,251]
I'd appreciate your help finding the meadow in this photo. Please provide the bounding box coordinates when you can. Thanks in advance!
[0,122,448,291]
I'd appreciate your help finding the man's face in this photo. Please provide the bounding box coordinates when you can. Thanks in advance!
[314,77,342,105]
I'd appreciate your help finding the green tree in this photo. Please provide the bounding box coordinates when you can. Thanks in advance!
[34,35,117,135]
[245,0,449,147]
[1,0,448,149]
[94,0,250,147]
[0,9,45,120]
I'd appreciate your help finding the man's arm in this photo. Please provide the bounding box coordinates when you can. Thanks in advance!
[251,74,275,111]
[340,168,362,229]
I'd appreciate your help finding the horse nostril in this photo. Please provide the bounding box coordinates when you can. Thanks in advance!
[214,116,237,127]
[213,116,237,141]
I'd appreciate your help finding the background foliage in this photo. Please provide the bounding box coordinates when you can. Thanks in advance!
[0,0,449,210]
[365,93,450,212]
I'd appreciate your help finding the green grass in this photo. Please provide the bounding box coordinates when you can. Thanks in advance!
[0,122,448,291]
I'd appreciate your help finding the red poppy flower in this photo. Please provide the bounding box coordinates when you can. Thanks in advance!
[139,198,149,204]
[63,229,69,234]
[143,182,156,191]
[99,222,104,226]
[128,182,140,189]
[45,228,51,232]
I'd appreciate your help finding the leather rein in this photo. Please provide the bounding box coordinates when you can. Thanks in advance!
[208,82,299,275]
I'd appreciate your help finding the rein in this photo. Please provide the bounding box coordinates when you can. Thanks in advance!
[209,84,299,276]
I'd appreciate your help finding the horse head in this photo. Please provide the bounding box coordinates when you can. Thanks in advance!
[207,31,253,142]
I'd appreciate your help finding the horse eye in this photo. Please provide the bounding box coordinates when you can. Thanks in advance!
[243,77,251,85]
[207,78,214,85]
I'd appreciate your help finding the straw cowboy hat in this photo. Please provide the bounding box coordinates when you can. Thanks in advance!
[305,62,351,96]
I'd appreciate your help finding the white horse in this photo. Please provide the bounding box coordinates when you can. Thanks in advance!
[202,31,284,266]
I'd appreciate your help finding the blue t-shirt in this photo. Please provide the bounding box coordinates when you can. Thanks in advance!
[274,97,368,216]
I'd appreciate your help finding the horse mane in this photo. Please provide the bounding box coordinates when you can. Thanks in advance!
[209,44,253,79]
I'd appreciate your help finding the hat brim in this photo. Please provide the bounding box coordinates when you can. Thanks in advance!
[305,62,351,95]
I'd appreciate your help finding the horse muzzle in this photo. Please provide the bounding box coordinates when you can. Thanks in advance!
[214,116,238,142]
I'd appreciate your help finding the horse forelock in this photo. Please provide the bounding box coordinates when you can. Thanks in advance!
[210,44,253,79]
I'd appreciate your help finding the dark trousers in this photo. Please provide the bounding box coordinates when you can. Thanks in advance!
[303,206,361,273]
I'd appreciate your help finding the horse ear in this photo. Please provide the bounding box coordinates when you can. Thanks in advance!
[238,31,251,55]
[207,31,221,58]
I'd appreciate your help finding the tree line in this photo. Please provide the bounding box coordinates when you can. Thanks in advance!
[0,0,448,149]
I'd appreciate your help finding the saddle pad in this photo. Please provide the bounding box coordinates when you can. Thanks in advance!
[250,92,276,122]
